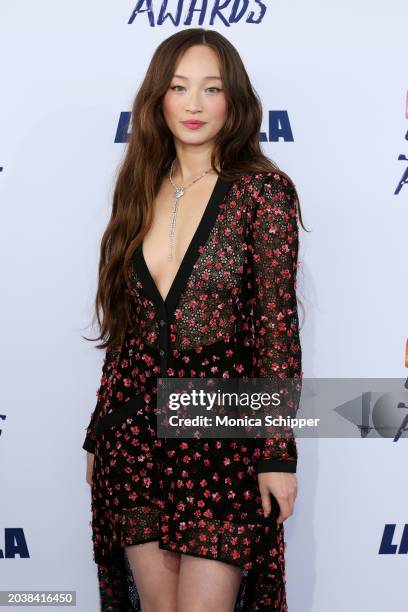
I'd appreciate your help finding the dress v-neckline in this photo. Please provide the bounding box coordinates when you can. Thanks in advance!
[133,175,233,319]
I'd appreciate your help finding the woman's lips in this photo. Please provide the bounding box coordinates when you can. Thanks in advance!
[181,120,207,130]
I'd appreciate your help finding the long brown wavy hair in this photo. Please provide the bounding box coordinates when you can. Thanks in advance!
[83,27,310,351]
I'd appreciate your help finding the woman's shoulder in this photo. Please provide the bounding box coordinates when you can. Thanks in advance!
[235,170,297,215]
[243,170,296,192]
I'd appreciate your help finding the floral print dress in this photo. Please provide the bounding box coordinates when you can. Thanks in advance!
[82,171,303,611]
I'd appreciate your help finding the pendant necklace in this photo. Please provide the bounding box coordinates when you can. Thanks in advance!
[167,159,213,261]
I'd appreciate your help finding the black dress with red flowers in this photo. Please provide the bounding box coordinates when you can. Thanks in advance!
[82,171,303,611]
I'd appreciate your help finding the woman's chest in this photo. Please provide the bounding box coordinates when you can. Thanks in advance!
[131,196,247,309]
[124,176,255,361]
[128,177,250,318]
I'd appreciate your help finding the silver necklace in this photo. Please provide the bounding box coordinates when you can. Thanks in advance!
[167,159,213,261]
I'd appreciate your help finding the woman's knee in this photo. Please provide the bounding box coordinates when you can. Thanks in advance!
[125,542,180,611]
[177,554,243,612]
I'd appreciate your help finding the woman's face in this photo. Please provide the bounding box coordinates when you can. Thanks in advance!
[162,45,228,149]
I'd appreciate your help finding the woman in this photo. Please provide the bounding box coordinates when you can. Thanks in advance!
[83,27,305,612]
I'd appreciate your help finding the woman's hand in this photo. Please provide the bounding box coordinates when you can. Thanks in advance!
[258,472,297,524]
[86,451,95,486]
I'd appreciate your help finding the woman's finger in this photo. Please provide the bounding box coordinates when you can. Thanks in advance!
[276,494,294,524]
[86,452,95,486]
[260,486,272,517]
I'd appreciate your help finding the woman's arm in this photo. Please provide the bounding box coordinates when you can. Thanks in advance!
[246,171,303,474]
[82,344,122,453]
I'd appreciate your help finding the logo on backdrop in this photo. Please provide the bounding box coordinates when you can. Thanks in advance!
[128,0,268,26]
[394,90,408,195]
[336,340,408,440]
[0,413,5,438]
[379,524,408,555]
[114,110,294,143]
[0,529,30,559]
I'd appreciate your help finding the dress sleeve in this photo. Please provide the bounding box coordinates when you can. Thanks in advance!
[82,344,122,453]
[246,172,303,474]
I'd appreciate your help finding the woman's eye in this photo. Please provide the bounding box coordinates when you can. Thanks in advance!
[170,85,222,93]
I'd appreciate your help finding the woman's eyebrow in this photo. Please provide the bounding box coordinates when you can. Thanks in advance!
[173,74,222,80]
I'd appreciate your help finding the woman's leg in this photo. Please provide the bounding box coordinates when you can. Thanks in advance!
[125,541,181,612]
[177,554,243,612]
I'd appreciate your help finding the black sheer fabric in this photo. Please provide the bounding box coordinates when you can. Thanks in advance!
[83,171,302,610]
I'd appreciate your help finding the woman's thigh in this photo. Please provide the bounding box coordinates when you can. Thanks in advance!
[125,541,181,612]
[177,554,243,612]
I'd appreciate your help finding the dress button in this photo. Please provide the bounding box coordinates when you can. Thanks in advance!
[159,319,166,326]
[159,349,165,357]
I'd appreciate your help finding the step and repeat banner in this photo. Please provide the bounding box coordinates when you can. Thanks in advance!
[1,1,407,610]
